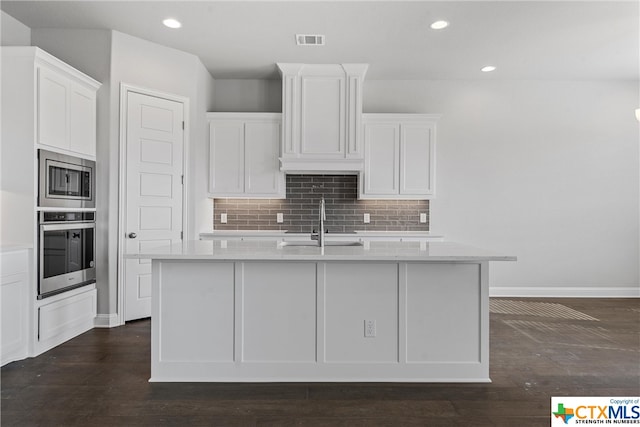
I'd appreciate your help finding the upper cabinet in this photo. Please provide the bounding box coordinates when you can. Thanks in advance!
[2,47,100,160]
[277,63,368,173]
[37,57,99,157]
[208,113,285,198]
[359,114,439,200]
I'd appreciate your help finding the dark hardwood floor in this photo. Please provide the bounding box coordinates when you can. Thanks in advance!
[2,298,638,426]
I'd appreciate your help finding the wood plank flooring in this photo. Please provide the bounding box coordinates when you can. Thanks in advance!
[2,298,639,426]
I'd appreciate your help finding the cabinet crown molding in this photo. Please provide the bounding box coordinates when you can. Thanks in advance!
[2,47,101,91]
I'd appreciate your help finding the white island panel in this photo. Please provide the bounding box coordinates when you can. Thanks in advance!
[159,261,235,362]
[241,262,317,363]
[323,263,399,363]
[406,263,484,363]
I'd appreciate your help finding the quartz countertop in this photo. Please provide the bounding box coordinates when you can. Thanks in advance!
[200,230,444,239]
[1,243,34,253]
[126,239,516,262]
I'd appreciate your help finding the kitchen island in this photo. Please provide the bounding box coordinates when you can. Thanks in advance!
[129,239,515,383]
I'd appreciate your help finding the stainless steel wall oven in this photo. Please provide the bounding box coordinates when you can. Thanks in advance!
[38,149,95,209]
[38,211,96,299]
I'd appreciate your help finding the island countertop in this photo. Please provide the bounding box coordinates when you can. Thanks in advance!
[126,239,516,262]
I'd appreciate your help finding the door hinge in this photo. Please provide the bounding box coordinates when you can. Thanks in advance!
[181,175,184,185]
[182,121,185,130]
[180,231,183,240]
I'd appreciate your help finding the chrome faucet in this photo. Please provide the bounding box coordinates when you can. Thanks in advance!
[311,196,326,247]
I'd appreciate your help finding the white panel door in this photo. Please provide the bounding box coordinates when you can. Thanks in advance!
[209,120,244,194]
[125,92,184,321]
[400,124,434,196]
[69,82,96,157]
[37,67,69,150]
[364,123,399,195]
[244,121,281,195]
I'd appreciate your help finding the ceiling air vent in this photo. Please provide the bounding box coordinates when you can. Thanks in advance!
[296,34,325,46]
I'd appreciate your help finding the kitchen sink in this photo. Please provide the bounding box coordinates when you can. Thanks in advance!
[279,241,363,247]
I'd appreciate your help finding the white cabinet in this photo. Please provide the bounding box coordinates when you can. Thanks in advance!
[37,57,98,157]
[277,63,368,172]
[208,113,285,198]
[2,47,100,159]
[36,285,97,355]
[1,249,30,366]
[360,114,439,200]
[69,82,97,156]
[2,47,101,358]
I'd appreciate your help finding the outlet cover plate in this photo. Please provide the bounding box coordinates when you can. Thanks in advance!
[364,319,376,338]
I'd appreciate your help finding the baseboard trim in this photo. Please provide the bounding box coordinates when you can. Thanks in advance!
[489,286,640,298]
[94,313,122,328]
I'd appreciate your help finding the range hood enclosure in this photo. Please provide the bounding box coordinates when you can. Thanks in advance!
[277,63,368,173]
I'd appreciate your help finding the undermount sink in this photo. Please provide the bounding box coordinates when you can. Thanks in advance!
[279,240,363,247]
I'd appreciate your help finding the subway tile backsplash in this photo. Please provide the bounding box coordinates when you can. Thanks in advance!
[213,175,429,232]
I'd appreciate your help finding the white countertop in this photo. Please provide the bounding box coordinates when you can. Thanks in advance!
[1,243,33,253]
[200,230,444,239]
[127,239,516,262]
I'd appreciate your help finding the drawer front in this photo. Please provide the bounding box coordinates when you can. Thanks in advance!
[39,288,97,342]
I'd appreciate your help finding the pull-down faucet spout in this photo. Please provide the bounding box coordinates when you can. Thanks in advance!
[311,196,326,247]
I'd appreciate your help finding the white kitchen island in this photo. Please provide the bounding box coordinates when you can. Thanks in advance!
[129,240,515,383]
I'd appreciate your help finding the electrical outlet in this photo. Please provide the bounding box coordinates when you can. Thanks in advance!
[364,319,376,338]
[363,213,370,224]
[276,213,284,223]
[419,213,427,223]
[220,213,227,224]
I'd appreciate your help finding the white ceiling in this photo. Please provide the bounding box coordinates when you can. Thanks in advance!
[2,1,638,81]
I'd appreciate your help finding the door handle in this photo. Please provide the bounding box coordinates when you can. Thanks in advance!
[128,232,137,239]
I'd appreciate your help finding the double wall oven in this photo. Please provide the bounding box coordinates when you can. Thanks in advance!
[37,150,96,299]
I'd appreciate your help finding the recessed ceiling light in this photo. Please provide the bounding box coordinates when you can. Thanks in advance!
[481,65,497,72]
[163,18,182,29]
[430,20,449,30]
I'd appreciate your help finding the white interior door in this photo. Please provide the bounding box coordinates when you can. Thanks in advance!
[124,91,184,321]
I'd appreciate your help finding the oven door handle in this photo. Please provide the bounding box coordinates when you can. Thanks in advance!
[41,222,95,231]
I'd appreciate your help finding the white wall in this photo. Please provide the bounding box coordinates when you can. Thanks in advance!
[1,11,30,46]
[193,60,216,234]
[212,79,281,112]
[364,79,639,294]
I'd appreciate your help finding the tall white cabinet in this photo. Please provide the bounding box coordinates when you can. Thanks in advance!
[1,47,100,361]
[360,114,439,200]
[208,113,285,198]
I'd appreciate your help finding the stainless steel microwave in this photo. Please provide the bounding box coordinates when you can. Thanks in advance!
[38,149,95,209]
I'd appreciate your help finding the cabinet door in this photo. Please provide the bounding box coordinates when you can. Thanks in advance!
[300,75,345,156]
[69,82,97,157]
[37,67,69,150]
[1,250,29,366]
[245,121,283,196]
[364,123,399,195]
[209,121,244,194]
[400,124,435,196]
